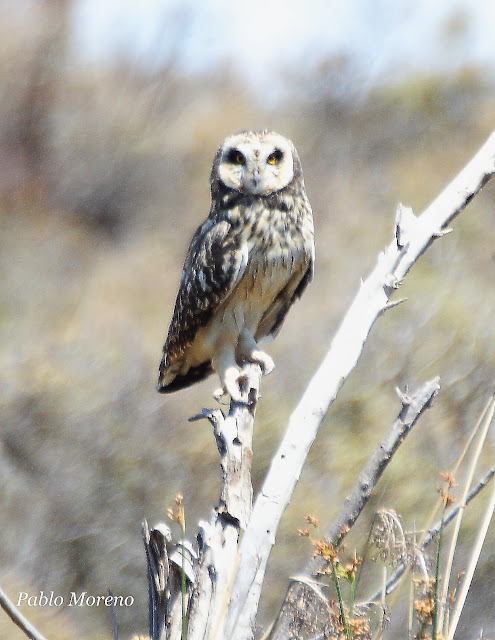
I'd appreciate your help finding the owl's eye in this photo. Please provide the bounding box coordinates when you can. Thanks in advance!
[267,149,283,165]
[227,149,246,165]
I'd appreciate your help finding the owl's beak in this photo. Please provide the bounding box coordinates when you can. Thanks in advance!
[250,166,260,188]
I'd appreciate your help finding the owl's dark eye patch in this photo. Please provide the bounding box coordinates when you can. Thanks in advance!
[227,148,246,165]
[267,149,283,165]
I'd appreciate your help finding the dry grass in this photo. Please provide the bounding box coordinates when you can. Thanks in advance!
[296,393,494,639]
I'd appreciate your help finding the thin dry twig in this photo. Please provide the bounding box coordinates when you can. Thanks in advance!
[445,396,495,639]
[447,476,495,640]
[421,390,495,550]
[0,586,49,640]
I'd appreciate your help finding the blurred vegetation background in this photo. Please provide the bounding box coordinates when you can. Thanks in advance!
[0,2,494,638]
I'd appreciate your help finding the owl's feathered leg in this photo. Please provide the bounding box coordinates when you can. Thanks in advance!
[237,328,275,376]
[212,341,244,403]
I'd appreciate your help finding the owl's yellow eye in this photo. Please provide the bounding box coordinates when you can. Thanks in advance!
[227,149,246,165]
[267,149,283,165]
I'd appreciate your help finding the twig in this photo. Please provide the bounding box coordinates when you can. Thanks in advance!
[430,466,495,541]
[420,390,495,554]
[225,129,495,640]
[439,392,495,635]
[446,472,495,639]
[0,585,49,640]
[108,589,119,640]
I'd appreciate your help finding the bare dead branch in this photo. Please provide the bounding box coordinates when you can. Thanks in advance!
[0,586,48,640]
[145,363,261,639]
[186,364,261,640]
[190,363,261,531]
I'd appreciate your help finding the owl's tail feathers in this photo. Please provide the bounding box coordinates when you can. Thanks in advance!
[156,360,213,393]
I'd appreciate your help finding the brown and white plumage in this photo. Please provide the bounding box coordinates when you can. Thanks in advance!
[157,130,314,401]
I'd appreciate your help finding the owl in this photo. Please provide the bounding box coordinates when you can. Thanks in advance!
[157,130,315,402]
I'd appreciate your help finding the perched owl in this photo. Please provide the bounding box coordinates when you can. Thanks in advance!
[157,130,315,402]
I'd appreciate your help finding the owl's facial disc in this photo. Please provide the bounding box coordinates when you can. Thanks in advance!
[218,132,294,195]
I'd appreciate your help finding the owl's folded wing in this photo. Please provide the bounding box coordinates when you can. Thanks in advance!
[157,217,247,391]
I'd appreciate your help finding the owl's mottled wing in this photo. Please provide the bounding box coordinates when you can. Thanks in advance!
[157,217,247,392]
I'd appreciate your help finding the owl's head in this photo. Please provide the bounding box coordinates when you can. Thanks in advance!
[212,130,301,196]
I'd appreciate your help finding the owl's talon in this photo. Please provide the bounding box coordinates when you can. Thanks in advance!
[250,350,275,376]
[220,366,245,404]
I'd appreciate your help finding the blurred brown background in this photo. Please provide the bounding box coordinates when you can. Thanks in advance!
[1,1,494,638]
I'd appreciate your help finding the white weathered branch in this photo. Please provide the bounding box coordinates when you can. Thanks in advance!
[190,363,260,532]
[144,363,261,639]
[224,129,495,639]
[187,364,261,640]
